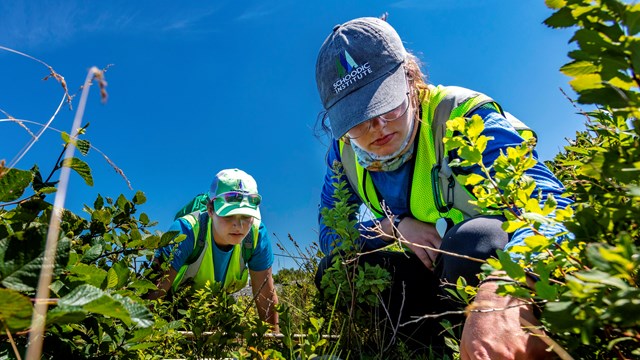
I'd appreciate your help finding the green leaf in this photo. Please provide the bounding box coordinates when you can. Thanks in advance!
[496,250,526,282]
[61,157,94,186]
[0,168,33,202]
[81,243,103,263]
[545,0,566,10]
[459,173,485,186]
[69,263,108,288]
[570,73,604,92]
[560,60,599,76]
[132,191,146,205]
[111,261,130,289]
[76,139,91,156]
[502,220,526,233]
[1,236,70,292]
[0,288,33,331]
[106,268,119,289]
[544,7,577,28]
[535,280,558,301]
[625,4,640,35]
[57,284,151,327]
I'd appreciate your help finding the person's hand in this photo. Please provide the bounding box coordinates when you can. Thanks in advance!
[392,217,442,270]
[460,281,554,360]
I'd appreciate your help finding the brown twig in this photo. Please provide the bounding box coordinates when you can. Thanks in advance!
[520,317,574,360]
[3,321,22,360]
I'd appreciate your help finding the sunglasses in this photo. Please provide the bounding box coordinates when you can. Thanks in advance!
[213,191,262,206]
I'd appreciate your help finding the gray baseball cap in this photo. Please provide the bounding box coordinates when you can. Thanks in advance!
[315,17,408,139]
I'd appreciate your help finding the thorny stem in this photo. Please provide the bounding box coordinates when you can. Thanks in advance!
[25,67,103,360]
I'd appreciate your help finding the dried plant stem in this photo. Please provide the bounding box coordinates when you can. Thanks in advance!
[4,321,22,360]
[520,317,574,360]
[25,67,101,360]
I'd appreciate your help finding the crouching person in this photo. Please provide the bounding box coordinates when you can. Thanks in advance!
[149,168,279,331]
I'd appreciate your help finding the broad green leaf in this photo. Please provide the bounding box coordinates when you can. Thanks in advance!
[560,60,599,77]
[544,7,577,28]
[535,280,558,301]
[0,288,33,330]
[496,250,526,282]
[573,270,629,290]
[545,0,566,10]
[112,293,154,328]
[81,243,103,263]
[69,263,108,288]
[46,306,88,325]
[524,235,552,250]
[58,284,137,326]
[625,4,640,35]
[132,191,147,205]
[76,139,90,156]
[502,220,526,233]
[0,168,33,202]
[129,279,157,295]
[570,74,604,92]
[61,157,94,186]
[459,173,485,186]
[107,267,119,289]
[1,236,70,292]
[112,260,130,289]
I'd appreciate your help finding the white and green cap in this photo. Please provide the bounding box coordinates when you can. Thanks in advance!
[209,169,261,220]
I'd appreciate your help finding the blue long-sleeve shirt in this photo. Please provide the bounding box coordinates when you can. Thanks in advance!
[318,105,572,255]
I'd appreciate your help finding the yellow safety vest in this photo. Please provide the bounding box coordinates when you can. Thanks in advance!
[339,85,534,224]
[171,211,259,294]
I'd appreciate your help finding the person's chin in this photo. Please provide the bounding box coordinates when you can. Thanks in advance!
[226,234,245,244]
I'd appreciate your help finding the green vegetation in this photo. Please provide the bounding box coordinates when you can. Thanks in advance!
[1,0,639,358]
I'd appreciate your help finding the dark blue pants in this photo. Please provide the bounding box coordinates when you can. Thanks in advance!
[314,216,510,352]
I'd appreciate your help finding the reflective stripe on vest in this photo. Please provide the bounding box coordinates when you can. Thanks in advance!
[171,212,259,293]
[339,85,525,223]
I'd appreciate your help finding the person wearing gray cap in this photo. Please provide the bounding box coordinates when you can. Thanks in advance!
[314,17,570,359]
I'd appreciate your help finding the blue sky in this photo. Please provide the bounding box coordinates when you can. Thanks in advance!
[1,0,583,272]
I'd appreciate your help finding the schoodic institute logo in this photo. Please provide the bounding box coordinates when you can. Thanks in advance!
[333,50,372,94]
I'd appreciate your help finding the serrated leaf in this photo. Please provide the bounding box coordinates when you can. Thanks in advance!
[57,284,135,326]
[69,263,108,288]
[1,236,70,292]
[0,288,33,330]
[0,168,33,202]
[61,157,93,186]
[37,187,58,194]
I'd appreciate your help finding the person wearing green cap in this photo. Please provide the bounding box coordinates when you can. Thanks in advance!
[149,169,278,330]
[314,17,570,359]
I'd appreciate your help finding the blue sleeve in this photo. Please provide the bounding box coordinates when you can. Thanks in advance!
[465,107,574,250]
[318,140,391,255]
[154,218,196,272]
[248,222,274,271]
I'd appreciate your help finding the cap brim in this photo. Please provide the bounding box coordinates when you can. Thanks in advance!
[327,63,407,138]
[214,200,261,220]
